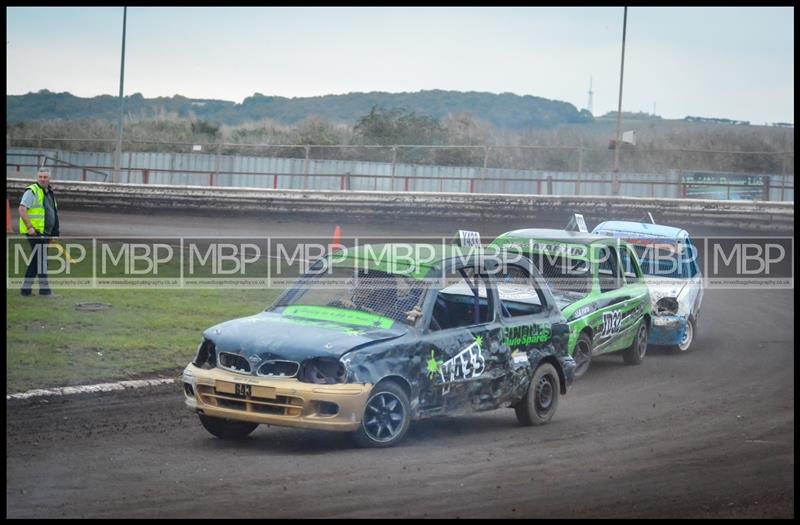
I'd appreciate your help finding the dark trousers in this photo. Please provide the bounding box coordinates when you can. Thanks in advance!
[21,236,51,295]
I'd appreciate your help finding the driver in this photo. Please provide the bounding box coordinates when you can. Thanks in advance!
[328,276,423,325]
[330,277,396,317]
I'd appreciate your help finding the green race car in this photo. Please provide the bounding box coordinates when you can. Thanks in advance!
[491,228,651,378]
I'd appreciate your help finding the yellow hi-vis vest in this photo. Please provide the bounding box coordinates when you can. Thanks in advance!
[19,183,56,234]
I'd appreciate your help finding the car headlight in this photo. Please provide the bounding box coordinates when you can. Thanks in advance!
[299,358,347,384]
[654,297,679,315]
[192,339,217,369]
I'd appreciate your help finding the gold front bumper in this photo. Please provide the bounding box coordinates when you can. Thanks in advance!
[182,365,372,432]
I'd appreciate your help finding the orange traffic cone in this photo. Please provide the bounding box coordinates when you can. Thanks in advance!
[330,225,342,253]
[6,198,12,234]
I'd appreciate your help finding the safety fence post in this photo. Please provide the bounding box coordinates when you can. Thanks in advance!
[303,145,311,190]
[390,146,397,191]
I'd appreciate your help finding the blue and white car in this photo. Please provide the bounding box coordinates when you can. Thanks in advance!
[592,220,703,353]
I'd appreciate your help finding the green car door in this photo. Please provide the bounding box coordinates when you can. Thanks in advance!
[587,243,649,354]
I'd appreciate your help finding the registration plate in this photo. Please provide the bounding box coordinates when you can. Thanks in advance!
[216,381,276,399]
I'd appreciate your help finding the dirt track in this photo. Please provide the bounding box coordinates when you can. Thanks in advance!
[5,212,794,518]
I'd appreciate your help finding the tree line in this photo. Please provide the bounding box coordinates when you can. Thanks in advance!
[6,105,793,175]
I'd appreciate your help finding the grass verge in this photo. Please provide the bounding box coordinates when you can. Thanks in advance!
[6,288,281,393]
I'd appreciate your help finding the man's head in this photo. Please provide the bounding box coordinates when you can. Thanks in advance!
[36,169,51,188]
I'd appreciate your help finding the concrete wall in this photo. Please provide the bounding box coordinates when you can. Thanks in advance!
[7,179,793,233]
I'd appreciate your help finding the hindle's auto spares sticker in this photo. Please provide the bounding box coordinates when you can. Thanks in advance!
[503,324,551,348]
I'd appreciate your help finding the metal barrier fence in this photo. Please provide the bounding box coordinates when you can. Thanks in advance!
[7,136,795,174]
[6,145,794,202]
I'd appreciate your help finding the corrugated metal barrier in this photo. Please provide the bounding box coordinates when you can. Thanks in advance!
[5,148,793,202]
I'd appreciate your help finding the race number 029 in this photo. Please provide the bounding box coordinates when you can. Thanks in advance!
[602,311,622,335]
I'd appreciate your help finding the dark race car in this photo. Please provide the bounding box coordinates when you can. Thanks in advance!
[182,244,575,447]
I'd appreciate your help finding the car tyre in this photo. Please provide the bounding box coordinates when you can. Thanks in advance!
[354,381,411,448]
[198,414,259,439]
[515,363,560,426]
[573,332,592,379]
[669,316,696,353]
[622,320,648,366]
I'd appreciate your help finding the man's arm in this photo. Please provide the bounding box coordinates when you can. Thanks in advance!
[18,205,37,235]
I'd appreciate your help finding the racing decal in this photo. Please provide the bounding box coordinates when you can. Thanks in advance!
[596,303,644,341]
[511,350,530,366]
[567,294,639,322]
[503,324,551,348]
[500,240,588,258]
[266,313,368,335]
[600,311,622,336]
[426,350,444,381]
[426,336,486,395]
[269,314,366,336]
[569,305,594,322]
[283,305,394,329]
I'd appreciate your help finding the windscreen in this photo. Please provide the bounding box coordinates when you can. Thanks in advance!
[630,242,694,278]
[273,266,428,326]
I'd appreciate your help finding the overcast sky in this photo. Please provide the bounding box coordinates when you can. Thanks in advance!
[5,6,795,124]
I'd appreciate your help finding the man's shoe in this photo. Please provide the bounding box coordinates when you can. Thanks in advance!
[20,291,33,297]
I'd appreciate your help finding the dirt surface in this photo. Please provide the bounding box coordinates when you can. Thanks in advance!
[6,211,794,518]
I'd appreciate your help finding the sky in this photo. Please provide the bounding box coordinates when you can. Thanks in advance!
[5,6,795,124]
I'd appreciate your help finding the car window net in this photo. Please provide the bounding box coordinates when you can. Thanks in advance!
[529,254,591,298]
[274,266,427,326]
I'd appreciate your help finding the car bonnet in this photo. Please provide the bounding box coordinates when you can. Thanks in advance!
[203,309,408,362]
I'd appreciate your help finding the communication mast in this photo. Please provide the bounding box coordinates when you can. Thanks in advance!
[586,77,594,116]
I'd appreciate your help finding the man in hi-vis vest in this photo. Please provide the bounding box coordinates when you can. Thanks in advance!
[19,168,60,297]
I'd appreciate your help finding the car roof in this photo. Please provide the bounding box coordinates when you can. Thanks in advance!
[494,228,614,245]
[333,243,483,279]
[592,221,688,240]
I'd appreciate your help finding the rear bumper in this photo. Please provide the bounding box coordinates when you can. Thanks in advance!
[648,315,687,346]
[182,365,372,432]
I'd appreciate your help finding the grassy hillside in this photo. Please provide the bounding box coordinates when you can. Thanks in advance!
[7,89,592,130]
